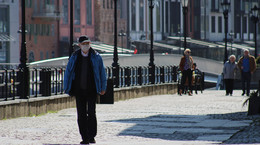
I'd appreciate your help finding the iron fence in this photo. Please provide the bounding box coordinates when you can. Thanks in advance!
[0,65,178,101]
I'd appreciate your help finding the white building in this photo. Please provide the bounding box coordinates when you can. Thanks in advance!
[129,0,164,42]
[0,0,19,63]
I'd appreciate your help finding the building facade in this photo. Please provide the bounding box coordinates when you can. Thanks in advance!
[21,0,60,62]
[94,0,127,48]
[59,0,95,56]
[0,0,19,63]
[199,0,259,42]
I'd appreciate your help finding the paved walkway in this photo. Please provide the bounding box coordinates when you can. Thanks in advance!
[0,90,259,145]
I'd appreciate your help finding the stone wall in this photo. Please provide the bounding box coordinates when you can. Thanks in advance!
[0,83,177,120]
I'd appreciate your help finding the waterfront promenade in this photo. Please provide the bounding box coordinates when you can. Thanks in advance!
[0,90,259,145]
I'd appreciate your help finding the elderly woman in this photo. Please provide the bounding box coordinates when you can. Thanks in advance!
[179,49,193,96]
[223,55,237,96]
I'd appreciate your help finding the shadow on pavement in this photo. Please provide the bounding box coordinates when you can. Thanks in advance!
[107,112,259,143]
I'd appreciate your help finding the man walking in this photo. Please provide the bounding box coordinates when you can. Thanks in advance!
[64,35,107,144]
[237,49,256,96]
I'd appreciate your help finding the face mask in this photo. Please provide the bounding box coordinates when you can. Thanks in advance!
[81,44,90,52]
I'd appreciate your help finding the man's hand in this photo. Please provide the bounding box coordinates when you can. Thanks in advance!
[100,91,106,95]
[251,72,254,75]
[241,66,244,69]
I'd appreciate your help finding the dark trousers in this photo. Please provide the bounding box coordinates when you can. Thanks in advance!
[76,93,97,141]
[181,69,192,92]
[241,71,251,95]
[224,79,234,95]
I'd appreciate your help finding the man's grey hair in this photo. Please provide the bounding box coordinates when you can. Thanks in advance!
[243,49,249,53]
[229,55,236,60]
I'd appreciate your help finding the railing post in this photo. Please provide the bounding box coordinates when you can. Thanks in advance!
[173,66,177,82]
[138,66,142,86]
[161,66,165,84]
[202,72,205,90]
[35,68,38,97]
[12,69,15,100]
[5,69,8,101]
[55,68,58,95]
[124,67,131,86]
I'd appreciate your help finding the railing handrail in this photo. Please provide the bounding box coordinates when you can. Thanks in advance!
[0,65,198,102]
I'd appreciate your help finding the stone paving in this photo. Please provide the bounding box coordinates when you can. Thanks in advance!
[0,90,259,145]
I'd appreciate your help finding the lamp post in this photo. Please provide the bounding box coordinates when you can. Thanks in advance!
[118,30,126,54]
[69,0,73,57]
[112,0,120,87]
[221,0,230,64]
[148,0,156,84]
[181,0,189,51]
[19,0,29,99]
[251,5,260,58]
[229,30,234,54]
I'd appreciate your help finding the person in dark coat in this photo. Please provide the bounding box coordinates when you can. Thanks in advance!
[64,35,107,144]
[237,49,256,96]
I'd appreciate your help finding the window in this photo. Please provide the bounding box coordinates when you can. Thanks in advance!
[74,0,81,25]
[218,16,222,33]
[165,1,168,32]
[211,16,215,33]
[131,0,136,31]
[139,0,144,31]
[34,35,37,44]
[111,0,113,9]
[156,2,160,32]
[25,0,32,8]
[0,7,8,33]
[42,24,46,35]
[28,51,35,62]
[52,51,55,58]
[40,51,44,60]
[107,0,109,9]
[46,24,50,36]
[103,0,105,9]
[86,0,92,25]
[62,0,68,24]
[243,17,247,33]
[40,24,43,36]
[51,24,55,36]
[211,0,215,10]
[46,51,49,59]
[0,42,7,63]
[75,27,81,32]
[30,24,34,35]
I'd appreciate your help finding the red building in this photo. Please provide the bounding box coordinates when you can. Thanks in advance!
[59,0,95,56]
[21,0,60,62]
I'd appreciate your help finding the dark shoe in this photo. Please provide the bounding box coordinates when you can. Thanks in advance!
[242,93,245,96]
[89,138,96,143]
[226,93,229,96]
[80,140,89,144]
[247,93,250,96]
[179,90,182,96]
[230,94,232,96]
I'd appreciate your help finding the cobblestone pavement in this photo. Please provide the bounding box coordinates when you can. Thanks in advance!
[0,90,259,145]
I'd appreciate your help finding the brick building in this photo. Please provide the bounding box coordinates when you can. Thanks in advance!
[21,0,60,62]
[59,0,95,56]
[95,0,127,48]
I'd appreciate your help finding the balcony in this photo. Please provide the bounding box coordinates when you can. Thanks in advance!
[32,4,61,20]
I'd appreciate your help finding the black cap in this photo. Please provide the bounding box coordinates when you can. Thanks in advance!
[78,35,91,43]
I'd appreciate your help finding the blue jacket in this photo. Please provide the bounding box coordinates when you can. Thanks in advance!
[64,48,107,95]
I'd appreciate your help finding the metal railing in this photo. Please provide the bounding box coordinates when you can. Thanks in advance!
[0,65,178,101]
